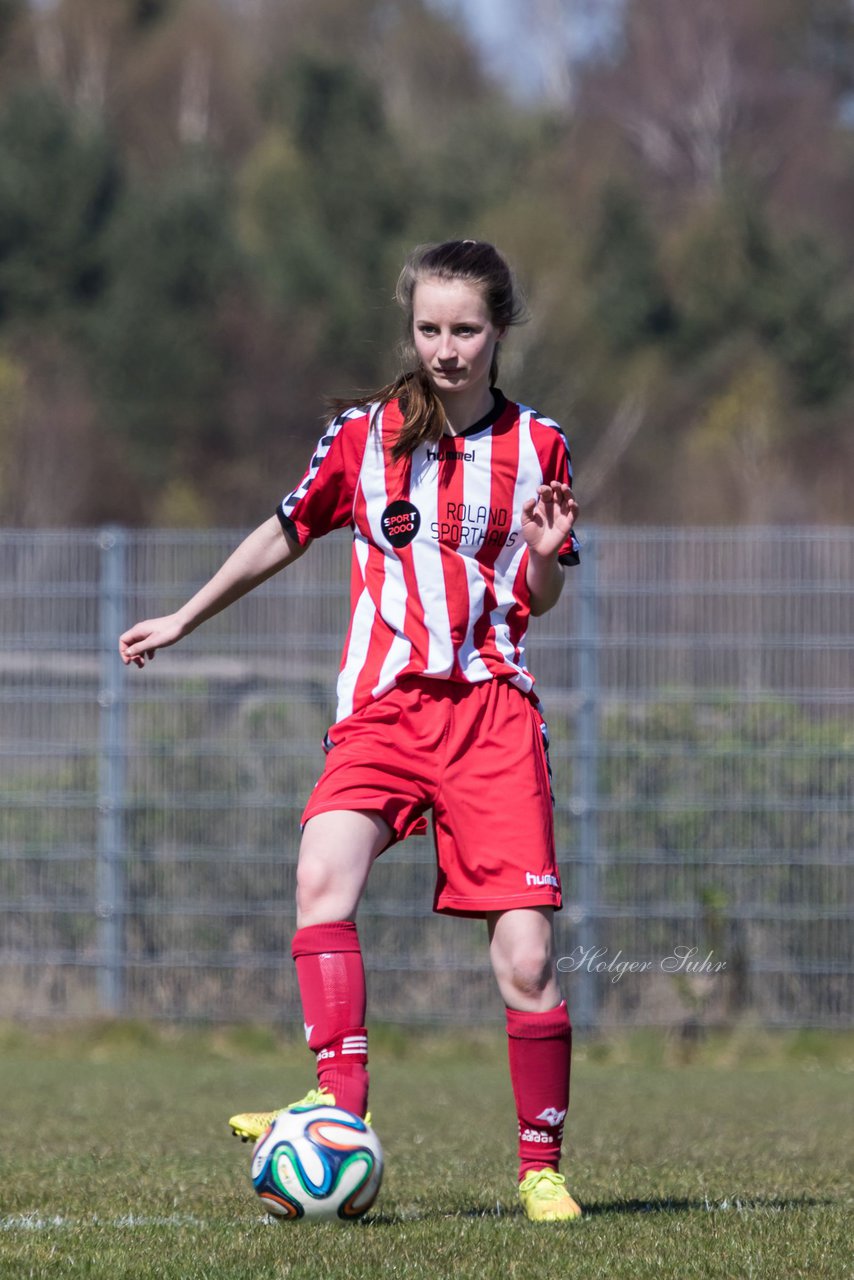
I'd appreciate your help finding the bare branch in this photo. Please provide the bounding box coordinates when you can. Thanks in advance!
[580,393,646,506]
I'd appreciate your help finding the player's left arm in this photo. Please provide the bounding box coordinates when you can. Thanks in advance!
[521,481,579,616]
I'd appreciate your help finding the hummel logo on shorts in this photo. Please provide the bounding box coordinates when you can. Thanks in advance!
[526,871,559,888]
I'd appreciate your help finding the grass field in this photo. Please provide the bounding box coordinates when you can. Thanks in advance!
[1,1022,851,1280]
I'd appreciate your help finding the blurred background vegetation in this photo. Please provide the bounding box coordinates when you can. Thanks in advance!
[0,0,852,527]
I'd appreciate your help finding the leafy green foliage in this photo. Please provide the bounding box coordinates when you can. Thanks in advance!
[92,162,239,477]
[0,88,121,327]
[245,53,412,379]
[128,0,174,30]
[0,0,23,47]
[753,232,854,405]
[587,184,675,353]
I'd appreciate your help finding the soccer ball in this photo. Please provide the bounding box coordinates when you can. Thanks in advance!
[251,1105,383,1222]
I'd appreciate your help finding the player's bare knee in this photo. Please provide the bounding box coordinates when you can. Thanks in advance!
[506,949,553,1001]
[295,858,335,918]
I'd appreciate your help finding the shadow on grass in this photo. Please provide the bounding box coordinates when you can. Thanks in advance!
[577,1195,835,1217]
[365,1207,518,1225]
[365,1194,836,1225]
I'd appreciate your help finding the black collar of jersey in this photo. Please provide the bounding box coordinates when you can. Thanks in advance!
[442,389,508,440]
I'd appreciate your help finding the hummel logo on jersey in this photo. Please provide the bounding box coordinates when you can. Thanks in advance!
[526,871,559,888]
[537,1107,567,1126]
[381,499,421,548]
[427,448,475,461]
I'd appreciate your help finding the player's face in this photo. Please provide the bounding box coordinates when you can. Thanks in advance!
[412,277,505,401]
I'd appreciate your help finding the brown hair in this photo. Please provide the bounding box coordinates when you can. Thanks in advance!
[330,240,527,461]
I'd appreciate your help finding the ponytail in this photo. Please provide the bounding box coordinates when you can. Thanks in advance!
[327,369,448,462]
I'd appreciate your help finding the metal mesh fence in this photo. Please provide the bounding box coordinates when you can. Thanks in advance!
[1,526,851,1027]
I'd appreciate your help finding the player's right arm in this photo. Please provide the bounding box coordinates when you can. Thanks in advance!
[119,516,307,668]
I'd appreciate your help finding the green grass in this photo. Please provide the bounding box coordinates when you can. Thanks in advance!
[1,1024,852,1279]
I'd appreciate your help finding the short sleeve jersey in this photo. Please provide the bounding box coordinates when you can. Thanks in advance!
[277,391,579,722]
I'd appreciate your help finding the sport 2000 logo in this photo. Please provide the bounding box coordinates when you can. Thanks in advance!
[381,500,421,548]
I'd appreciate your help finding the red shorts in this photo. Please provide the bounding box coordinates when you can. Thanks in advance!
[302,676,562,917]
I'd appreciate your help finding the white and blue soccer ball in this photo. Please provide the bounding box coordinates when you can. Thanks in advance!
[251,1105,383,1222]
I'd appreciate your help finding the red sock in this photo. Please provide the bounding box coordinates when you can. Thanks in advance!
[291,921,369,1117]
[506,1000,572,1180]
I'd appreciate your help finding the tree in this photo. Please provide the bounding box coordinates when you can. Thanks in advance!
[0,87,121,327]
[92,161,239,481]
[577,0,854,221]
[586,182,675,353]
[242,52,412,383]
[754,233,854,406]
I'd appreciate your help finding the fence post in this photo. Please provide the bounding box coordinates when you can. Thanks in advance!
[573,528,601,1031]
[97,526,127,1015]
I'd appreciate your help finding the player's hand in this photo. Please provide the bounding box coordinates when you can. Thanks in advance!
[520,482,578,558]
[119,613,187,668]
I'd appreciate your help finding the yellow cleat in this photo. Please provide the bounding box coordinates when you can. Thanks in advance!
[519,1169,583,1222]
[229,1089,372,1142]
[229,1107,286,1144]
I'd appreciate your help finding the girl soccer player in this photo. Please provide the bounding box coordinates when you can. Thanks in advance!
[120,240,582,1222]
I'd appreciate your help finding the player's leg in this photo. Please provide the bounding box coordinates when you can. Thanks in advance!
[430,680,579,1215]
[229,810,389,1139]
[488,906,581,1221]
[487,904,561,1012]
[290,810,391,1116]
[295,807,389,927]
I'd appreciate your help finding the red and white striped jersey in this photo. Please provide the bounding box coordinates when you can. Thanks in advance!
[277,391,579,721]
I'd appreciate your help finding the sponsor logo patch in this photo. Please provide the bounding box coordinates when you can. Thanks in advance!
[381,499,421,548]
